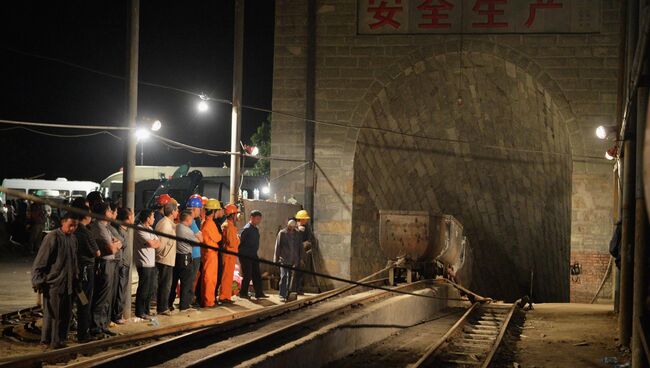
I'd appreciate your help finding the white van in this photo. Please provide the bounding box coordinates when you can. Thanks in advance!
[1,178,100,202]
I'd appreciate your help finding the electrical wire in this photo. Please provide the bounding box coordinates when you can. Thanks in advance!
[1,46,609,162]
[0,186,468,302]
[0,46,212,100]
[150,133,307,163]
[0,126,123,139]
[0,118,130,131]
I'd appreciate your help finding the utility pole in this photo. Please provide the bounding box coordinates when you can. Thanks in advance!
[229,0,244,205]
[632,76,648,368]
[304,0,316,218]
[122,0,140,319]
[631,0,649,357]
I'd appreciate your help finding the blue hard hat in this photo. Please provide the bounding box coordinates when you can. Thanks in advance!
[186,194,203,208]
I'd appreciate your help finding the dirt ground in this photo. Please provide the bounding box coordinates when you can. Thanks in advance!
[514,303,628,368]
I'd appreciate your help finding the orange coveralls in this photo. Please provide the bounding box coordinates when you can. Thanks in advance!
[219,219,240,301]
[200,216,221,307]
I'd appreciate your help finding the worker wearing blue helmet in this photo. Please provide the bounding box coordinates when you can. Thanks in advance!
[186,195,204,305]
[168,194,205,310]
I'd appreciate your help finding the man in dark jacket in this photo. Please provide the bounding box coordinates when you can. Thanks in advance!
[274,219,300,302]
[111,208,133,324]
[72,202,100,342]
[238,210,267,299]
[31,212,79,349]
[89,202,122,337]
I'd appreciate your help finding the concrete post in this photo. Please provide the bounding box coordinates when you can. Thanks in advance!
[229,0,244,205]
[620,116,637,348]
[304,0,316,218]
[632,69,648,368]
[619,0,639,347]
[122,0,139,319]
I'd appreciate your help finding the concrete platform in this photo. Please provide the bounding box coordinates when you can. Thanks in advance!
[0,290,304,358]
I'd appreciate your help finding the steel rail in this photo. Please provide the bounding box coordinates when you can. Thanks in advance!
[0,277,391,368]
[410,303,480,367]
[1,283,139,328]
[410,303,516,368]
[480,303,516,368]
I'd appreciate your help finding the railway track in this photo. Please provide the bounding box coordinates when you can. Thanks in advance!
[1,282,139,329]
[0,277,394,368]
[1,277,496,368]
[411,302,516,367]
[70,280,433,367]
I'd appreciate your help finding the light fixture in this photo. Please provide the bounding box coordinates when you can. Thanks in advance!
[197,94,209,113]
[596,125,616,140]
[197,100,209,113]
[151,120,162,131]
[135,128,150,141]
[605,146,618,161]
[242,144,259,156]
[262,185,270,195]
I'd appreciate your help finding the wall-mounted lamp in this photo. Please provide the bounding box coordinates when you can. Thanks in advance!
[596,125,617,140]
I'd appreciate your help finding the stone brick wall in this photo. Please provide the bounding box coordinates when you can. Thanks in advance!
[570,172,616,303]
[570,250,615,303]
[271,0,620,301]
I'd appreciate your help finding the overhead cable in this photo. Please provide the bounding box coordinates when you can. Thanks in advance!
[1,46,608,162]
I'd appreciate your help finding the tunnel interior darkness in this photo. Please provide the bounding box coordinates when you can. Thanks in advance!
[351,51,572,302]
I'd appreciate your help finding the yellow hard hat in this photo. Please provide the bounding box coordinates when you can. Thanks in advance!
[295,210,310,220]
[205,198,222,210]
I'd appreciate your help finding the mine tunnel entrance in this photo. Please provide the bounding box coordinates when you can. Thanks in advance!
[350,51,573,302]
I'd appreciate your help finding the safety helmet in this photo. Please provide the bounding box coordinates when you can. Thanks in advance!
[186,194,203,208]
[201,196,208,206]
[224,204,239,216]
[295,210,310,220]
[205,198,222,210]
[157,194,173,206]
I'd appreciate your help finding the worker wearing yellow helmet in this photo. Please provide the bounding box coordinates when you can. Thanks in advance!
[292,209,312,295]
[200,199,222,307]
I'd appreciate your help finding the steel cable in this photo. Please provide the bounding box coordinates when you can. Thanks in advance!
[0,187,468,301]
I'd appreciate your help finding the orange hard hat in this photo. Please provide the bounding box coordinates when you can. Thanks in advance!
[224,203,238,216]
[201,196,208,206]
[157,194,173,206]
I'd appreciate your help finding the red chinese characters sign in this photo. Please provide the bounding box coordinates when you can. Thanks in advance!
[358,0,599,34]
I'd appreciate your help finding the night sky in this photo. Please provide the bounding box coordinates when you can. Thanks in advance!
[0,0,274,183]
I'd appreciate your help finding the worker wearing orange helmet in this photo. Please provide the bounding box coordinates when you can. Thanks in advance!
[153,194,174,229]
[218,204,240,303]
[200,199,222,307]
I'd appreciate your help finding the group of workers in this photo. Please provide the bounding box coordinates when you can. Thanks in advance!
[31,193,132,348]
[30,190,315,349]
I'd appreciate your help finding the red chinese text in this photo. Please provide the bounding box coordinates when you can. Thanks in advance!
[525,0,563,28]
[367,0,403,30]
[471,0,508,28]
[417,0,454,29]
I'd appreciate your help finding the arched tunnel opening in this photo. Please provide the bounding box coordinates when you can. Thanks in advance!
[350,51,572,302]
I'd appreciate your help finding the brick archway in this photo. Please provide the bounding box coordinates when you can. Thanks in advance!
[350,47,572,302]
